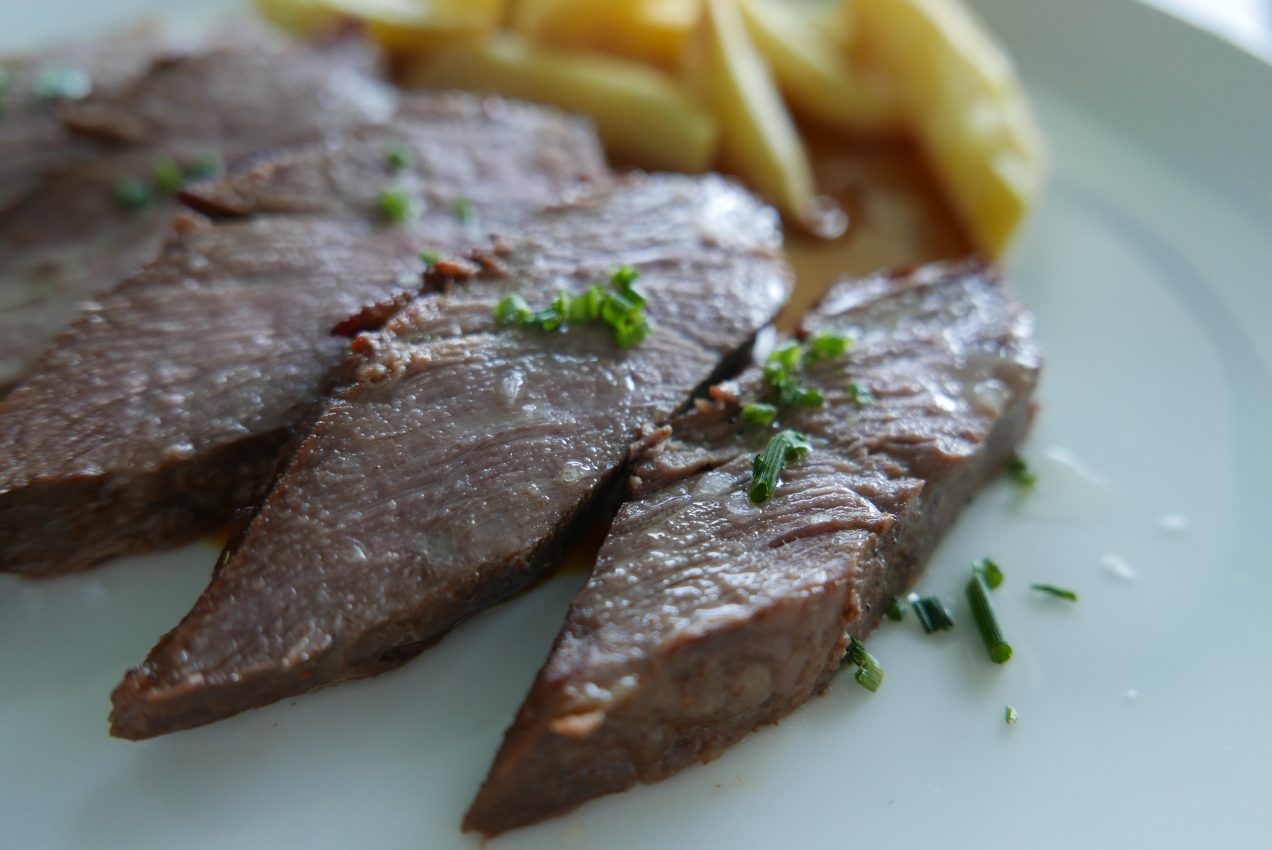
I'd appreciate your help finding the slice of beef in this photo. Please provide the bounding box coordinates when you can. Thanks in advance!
[0,95,608,576]
[181,93,603,222]
[0,22,181,214]
[0,27,397,394]
[108,173,791,740]
[59,29,395,156]
[0,151,180,393]
[464,259,1042,834]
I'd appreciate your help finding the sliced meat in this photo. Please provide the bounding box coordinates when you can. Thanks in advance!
[0,95,608,576]
[464,259,1042,834]
[0,22,181,214]
[182,93,603,222]
[0,27,397,394]
[0,151,179,392]
[59,29,395,155]
[108,174,791,740]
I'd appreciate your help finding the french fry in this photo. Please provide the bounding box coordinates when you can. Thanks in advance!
[407,34,718,172]
[255,0,506,50]
[686,0,835,234]
[254,0,340,35]
[853,0,1045,255]
[740,0,900,136]
[511,0,700,70]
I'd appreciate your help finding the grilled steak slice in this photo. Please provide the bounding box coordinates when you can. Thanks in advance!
[0,152,180,393]
[0,22,180,214]
[59,30,395,156]
[464,259,1042,834]
[181,93,602,221]
[0,96,608,576]
[108,174,791,740]
[0,28,397,394]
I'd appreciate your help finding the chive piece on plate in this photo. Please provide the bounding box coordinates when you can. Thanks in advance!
[1006,455,1037,486]
[1005,705,1019,725]
[151,156,184,194]
[419,249,441,269]
[847,381,875,407]
[378,187,417,224]
[975,557,1004,589]
[845,636,883,692]
[885,597,906,621]
[911,596,954,633]
[452,196,473,222]
[967,572,1013,663]
[804,331,851,363]
[748,429,810,505]
[1030,583,1078,602]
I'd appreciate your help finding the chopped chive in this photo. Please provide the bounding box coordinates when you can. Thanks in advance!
[844,636,883,692]
[182,155,222,181]
[847,381,875,407]
[748,429,810,505]
[378,187,416,224]
[885,597,905,622]
[386,143,413,171]
[494,294,533,325]
[911,596,954,633]
[419,249,441,269]
[151,156,184,194]
[768,340,803,372]
[32,65,91,101]
[1006,455,1037,487]
[452,196,473,223]
[741,403,778,427]
[491,267,651,349]
[1005,705,1019,725]
[967,571,1012,664]
[1030,583,1078,602]
[113,177,152,211]
[804,331,851,363]
[974,557,1004,589]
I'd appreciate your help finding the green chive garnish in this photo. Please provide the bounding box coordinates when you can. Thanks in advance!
[378,187,416,224]
[182,155,222,181]
[1006,455,1037,486]
[975,557,1004,589]
[420,249,441,270]
[749,429,810,505]
[452,196,473,223]
[151,156,184,194]
[32,66,91,101]
[492,267,651,349]
[967,571,1012,664]
[386,143,413,171]
[741,402,778,427]
[885,597,905,622]
[804,331,851,363]
[844,636,883,692]
[1005,705,1019,725]
[113,177,152,211]
[911,596,954,633]
[1030,583,1078,602]
[847,381,875,407]
[494,294,534,325]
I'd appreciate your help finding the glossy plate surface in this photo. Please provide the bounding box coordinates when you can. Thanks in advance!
[2,1,1269,847]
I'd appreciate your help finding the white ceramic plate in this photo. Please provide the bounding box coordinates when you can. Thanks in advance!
[3,1,1270,848]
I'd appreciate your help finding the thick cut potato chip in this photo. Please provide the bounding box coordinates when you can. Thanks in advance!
[512,0,701,69]
[408,34,718,172]
[854,0,1045,254]
[686,0,839,235]
[740,0,900,136]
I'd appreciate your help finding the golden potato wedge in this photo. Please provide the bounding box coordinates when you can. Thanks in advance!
[740,0,900,136]
[511,0,700,70]
[254,0,339,35]
[407,34,718,172]
[686,0,838,235]
[853,0,1045,255]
